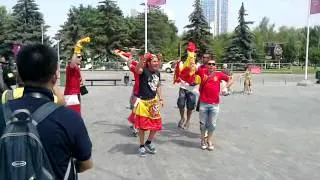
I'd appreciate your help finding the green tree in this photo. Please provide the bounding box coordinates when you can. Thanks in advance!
[224,3,254,62]
[252,17,275,59]
[0,6,13,57]
[183,0,212,55]
[92,0,127,57]
[211,34,229,62]
[133,8,178,60]
[309,47,320,66]
[57,5,100,62]
[8,0,49,45]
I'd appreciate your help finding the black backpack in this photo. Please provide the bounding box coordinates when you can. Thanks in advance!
[0,101,72,180]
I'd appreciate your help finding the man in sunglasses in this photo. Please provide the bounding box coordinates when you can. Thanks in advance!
[177,51,212,129]
[197,59,232,151]
[64,54,83,114]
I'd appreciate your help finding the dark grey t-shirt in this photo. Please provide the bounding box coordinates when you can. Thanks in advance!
[138,67,160,100]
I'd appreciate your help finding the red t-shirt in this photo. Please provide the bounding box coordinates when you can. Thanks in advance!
[64,64,81,95]
[196,64,207,75]
[130,61,139,96]
[199,70,229,104]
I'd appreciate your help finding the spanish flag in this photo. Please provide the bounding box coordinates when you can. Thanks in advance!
[128,97,162,131]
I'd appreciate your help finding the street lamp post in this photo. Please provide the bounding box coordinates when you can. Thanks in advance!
[41,24,44,44]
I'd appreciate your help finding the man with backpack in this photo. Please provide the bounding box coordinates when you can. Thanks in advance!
[0,44,93,180]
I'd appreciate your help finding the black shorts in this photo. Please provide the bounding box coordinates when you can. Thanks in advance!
[177,88,196,110]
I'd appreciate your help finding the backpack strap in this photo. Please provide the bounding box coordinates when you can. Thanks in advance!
[64,158,72,180]
[32,102,73,179]
[32,102,60,126]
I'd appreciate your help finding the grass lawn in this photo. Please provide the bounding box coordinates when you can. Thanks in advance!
[261,66,319,74]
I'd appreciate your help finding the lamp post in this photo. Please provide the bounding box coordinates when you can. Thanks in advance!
[41,24,44,44]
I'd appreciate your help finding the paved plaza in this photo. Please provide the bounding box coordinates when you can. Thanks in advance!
[75,71,320,180]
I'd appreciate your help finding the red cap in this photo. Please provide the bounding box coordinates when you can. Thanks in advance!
[145,52,155,62]
[187,42,197,52]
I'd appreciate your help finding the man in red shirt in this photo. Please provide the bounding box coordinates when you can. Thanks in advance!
[128,59,140,136]
[64,54,82,114]
[198,59,231,151]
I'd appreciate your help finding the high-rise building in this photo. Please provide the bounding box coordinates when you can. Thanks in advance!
[220,0,228,34]
[201,0,228,36]
[201,0,216,35]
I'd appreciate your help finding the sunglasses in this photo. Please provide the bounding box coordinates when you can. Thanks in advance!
[207,63,216,66]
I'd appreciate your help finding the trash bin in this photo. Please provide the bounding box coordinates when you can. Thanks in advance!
[124,73,130,86]
[316,70,320,84]
[59,70,66,87]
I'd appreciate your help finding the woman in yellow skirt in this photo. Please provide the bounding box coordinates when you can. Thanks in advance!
[128,53,163,157]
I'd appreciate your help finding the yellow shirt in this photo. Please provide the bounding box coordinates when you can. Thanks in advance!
[1,87,58,104]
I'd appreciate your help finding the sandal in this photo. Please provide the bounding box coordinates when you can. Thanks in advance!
[207,142,214,151]
[201,140,207,150]
[183,121,190,130]
[178,120,184,128]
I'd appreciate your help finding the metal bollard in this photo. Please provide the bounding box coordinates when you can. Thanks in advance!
[124,73,129,86]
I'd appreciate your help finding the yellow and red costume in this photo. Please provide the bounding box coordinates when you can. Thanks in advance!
[173,42,201,85]
[64,37,90,114]
[128,53,162,131]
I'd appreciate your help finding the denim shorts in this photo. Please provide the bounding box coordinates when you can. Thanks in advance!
[177,88,196,110]
[199,103,220,132]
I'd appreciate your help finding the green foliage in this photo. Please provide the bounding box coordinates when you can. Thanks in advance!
[0,6,13,57]
[0,1,48,64]
[9,0,49,45]
[133,8,178,60]
[309,47,320,65]
[224,3,254,63]
[183,0,212,55]
[211,34,229,62]
[56,2,178,63]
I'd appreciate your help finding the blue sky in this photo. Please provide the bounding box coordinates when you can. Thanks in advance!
[1,0,320,37]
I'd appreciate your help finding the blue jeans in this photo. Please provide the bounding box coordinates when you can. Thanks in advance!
[199,103,220,133]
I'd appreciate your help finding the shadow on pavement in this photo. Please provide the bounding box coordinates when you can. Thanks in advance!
[108,143,138,155]
[160,122,200,139]
[170,139,200,149]
[92,120,133,138]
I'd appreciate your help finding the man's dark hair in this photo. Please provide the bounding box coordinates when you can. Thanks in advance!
[202,49,212,57]
[16,44,58,84]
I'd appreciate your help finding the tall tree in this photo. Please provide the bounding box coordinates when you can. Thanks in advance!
[211,34,229,62]
[253,17,276,59]
[0,6,13,58]
[183,0,212,55]
[92,0,127,57]
[309,47,320,66]
[133,8,178,58]
[8,0,49,45]
[224,3,254,62]
[57,5,100,62]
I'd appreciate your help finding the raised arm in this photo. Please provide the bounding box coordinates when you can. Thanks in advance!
[135,54,146,75]
[157,81,163,107]
[114,49,133,65]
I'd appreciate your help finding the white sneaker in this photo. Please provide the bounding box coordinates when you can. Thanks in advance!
[201,141,207,150]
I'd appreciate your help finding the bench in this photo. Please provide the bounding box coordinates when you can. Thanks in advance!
[86,79,122,86]
[131,79,166,82]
